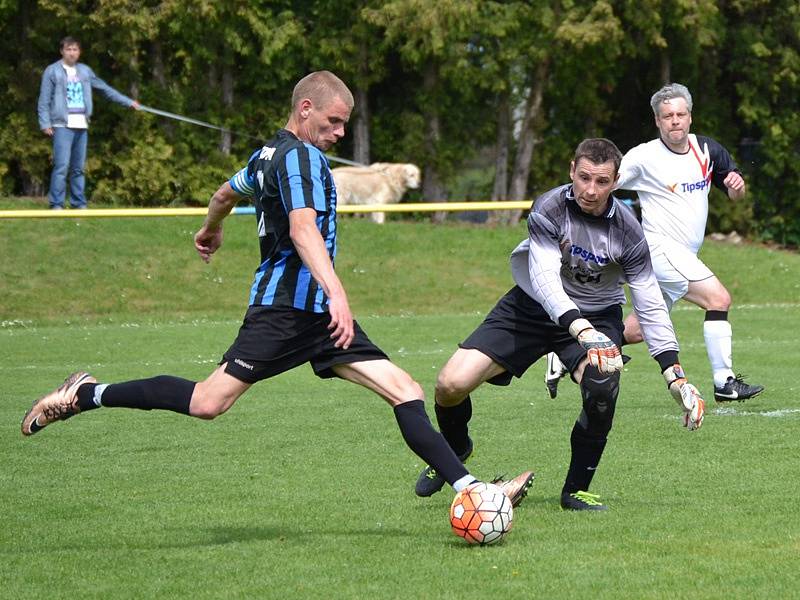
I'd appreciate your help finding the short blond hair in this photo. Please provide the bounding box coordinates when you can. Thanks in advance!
[291,71,354,111]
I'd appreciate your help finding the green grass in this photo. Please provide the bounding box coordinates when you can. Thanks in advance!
[1,216,799,598]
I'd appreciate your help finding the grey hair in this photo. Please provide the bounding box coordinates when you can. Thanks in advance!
[650,83,693,116]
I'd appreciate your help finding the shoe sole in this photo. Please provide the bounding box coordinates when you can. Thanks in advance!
[503,471,535,507]
[560,502,608,511]
[714,388,764,403]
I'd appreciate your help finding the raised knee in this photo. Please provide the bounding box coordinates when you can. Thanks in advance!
[624,329,644,344]
[188,389,228,420]
[716,289,732,310]
[435,371,468,405]
[579,366,620,436]
[190,402,224,420]
[623,317,643,344]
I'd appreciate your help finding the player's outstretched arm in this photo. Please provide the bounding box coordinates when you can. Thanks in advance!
[568,318,623,374]
[662,364,706,431]
[289,207,354,350]
[194,181,241,263]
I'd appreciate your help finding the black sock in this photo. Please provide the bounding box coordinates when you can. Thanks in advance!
[705,310,729,321]
[562,423,607,495]
[95,376,195,415]
[394,400,469,485]
[434,396,472,456]
[76,383,100,412]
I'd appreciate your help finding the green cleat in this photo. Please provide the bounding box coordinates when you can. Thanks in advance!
[560,490,608,511]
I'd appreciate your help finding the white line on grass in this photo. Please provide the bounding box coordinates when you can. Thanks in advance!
[2,303,799,331]
[713,407,800,418]
[670,302,800,311]
[664,408,800,421]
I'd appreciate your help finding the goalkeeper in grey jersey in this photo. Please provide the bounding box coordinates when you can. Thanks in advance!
[414,138,705,511]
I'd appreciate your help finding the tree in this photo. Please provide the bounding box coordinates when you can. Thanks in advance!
[727,0,800,245]
[365,0,486,214]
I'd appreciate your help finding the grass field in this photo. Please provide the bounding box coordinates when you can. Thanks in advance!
[2,215,799,599]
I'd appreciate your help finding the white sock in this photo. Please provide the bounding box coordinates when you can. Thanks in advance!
[93,383,109,407]
[453,474,477,492]
[703,320,734,387]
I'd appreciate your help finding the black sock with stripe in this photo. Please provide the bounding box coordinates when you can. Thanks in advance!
[76,376,195,415]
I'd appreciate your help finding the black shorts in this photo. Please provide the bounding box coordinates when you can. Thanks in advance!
[460,286,624,386]
[221,306,389,384]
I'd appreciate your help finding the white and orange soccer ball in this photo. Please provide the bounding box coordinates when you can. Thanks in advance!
[449,482,513,545]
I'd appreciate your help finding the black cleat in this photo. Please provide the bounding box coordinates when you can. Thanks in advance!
[713,375,764,402]
[560,491,608,511]
[415,439,473,497]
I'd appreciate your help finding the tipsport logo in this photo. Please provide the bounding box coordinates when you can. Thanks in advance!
[668,139,715,194]
[666,175,712,194]
[569,244,610,265]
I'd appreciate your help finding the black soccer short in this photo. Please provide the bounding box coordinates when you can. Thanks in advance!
[460,286,624,386]
[221,305,388,384]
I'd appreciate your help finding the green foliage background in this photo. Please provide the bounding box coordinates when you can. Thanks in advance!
[2,0,799,243]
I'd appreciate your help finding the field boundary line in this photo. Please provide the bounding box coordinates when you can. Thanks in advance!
[2,303,799,331]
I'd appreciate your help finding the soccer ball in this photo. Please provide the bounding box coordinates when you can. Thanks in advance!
[449,482,513,545]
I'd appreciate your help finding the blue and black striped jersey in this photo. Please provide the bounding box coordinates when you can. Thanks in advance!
[239,129,338,312]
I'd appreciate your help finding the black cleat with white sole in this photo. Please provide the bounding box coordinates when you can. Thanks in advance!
[714,375,764,402]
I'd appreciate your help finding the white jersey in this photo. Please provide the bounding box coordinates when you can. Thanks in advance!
[510,184,679,360]
[616,134,739,254]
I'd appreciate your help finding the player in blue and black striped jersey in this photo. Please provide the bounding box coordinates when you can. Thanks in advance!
[21,71,533,508]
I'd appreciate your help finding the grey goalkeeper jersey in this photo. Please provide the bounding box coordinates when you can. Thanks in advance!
[510,184,679,359]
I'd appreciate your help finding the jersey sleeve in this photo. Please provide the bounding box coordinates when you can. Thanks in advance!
[229,166,254,197]
[621,236,680,358]
[699,135,740,193]
[276,144,328,214]
[615,148,643,192]
[524,212,580,324]
[229,149,260,197]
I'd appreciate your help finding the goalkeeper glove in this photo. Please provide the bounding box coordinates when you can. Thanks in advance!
[568,318,623,374]
[662,364,705,431]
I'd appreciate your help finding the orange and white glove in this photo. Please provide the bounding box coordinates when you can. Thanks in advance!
[569,318,623,374]
[662,364,705,431]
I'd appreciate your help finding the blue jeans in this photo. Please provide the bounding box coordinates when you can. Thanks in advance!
[48,127,88,208]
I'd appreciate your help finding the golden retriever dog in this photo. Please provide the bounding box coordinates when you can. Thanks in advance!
[331,162,421,224]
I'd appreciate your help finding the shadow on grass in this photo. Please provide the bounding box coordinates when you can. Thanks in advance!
[200,525,414,547]
[2,525,416,555]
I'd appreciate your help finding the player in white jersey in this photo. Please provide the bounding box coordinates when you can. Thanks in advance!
[414,139,706,511]
[545,84,764,403]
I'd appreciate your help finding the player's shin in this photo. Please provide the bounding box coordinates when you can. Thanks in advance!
[394,400,471,487]
[562,423,607,495]
[434,396,472,457]
[90,376,196,414]
[562,366,618,494]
